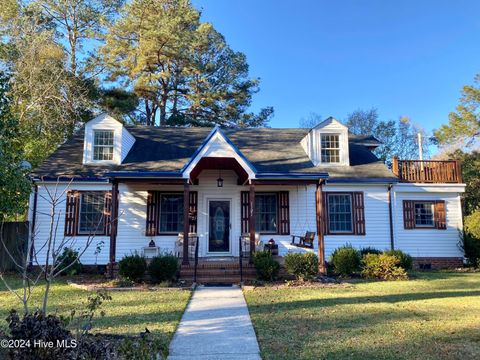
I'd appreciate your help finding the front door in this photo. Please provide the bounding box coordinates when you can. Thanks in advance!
[208,200,230,253]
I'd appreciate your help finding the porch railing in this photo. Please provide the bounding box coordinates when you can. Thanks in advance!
[392,157,462,184]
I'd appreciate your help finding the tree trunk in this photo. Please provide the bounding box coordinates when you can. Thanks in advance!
[159,95,167,127]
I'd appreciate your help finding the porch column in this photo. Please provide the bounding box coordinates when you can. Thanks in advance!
[109,181,119,277]
[182,182,190,265]
[249,182,255,259]
[316,181,326,274]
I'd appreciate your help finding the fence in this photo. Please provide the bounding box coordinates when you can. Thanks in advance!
[0,221,29,272]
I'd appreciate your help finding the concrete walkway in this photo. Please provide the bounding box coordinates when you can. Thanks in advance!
[168,285,261,360]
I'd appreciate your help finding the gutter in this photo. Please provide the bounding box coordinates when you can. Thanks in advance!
[388,183,395,250]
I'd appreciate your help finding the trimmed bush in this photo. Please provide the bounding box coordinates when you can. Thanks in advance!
[383,249,413,270]
[118,253,146,282]
[148,254,178,283]
[359,247,382,257]
[362,253,408,280]
[56,247,82,276]
[253,250,280,281]
[329,245,361,276]
[284,252,319,281]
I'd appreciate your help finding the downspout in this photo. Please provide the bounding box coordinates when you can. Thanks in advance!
[29,183,38,268]
[388,183,395,250]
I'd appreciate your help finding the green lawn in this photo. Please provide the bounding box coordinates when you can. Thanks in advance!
[244,272,480,360]
[0,276,191,355]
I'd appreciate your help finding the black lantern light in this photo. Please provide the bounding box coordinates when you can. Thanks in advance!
[217,169,223,187]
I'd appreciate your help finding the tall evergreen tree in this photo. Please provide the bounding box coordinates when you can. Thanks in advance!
[435,74,480,149]
[101,0,272,127]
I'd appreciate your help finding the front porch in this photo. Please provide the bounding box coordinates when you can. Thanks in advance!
[106,163,327,279]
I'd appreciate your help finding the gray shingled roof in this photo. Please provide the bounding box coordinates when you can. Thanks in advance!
[32,126,396,182]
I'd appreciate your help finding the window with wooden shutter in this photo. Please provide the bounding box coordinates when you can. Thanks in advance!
[189,191,198,233]
[65,190,112,236]
[65,191,80,236]
[403,200,446,230]
[322,192,365,235]
[145,191,158,236]
[241,191,250,234]
[278,191,290,235]
[434,200,446,229]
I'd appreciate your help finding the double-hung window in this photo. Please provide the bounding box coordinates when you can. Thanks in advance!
[321,134,340,163]
[327,193,353,233]
[414,201,435,228]
[78,192,106,234]
[159,193,184,233]
[403,200,446,230]
[93,130,114,161]
[255,193,278,233]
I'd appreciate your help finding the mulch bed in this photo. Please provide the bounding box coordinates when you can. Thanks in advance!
[65,274,193,291]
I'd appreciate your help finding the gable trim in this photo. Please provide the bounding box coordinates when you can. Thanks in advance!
[181,126,257,179]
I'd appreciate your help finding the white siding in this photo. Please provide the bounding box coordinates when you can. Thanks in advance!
[121,126,136,161]
[31,182,111,265]
[392,187,464,258]
[30,178,465,265]
[322,184,391,258]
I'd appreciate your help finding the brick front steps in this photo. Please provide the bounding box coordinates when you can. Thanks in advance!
[179,259,257,284]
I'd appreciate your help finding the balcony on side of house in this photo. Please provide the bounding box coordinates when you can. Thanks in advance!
[392,157,463,184]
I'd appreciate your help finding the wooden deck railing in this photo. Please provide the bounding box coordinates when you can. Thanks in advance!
[392,157,462,184]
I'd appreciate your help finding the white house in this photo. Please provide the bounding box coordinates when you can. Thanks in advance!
[28,114,466,280]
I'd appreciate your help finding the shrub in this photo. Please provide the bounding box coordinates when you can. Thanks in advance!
[7,310,74,359]
[253,250,280,281]
[148,254,178,283]
[118,253,146,282]
[284,252,319,281]
[383,249,413,270]
[329,245,361,276]
[461,231,480,267]
[359,247,382,257]
[55,247,82,276]
[361,253,408,280]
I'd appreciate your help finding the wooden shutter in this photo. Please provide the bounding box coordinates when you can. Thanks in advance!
[146,191,158,236]
[322,192,330,235]
[278,191,290,235]
[403,200,415,229]
[241,191,250,234]
[434,200,446,230]
[352,192,366,235]
[64,191,80,236]
[104,191,113,236]
[189,191,198,233]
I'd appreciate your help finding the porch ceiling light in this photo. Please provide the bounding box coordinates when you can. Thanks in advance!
[217,170,223,187]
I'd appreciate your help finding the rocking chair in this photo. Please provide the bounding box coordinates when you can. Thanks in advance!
[291,231,315,249]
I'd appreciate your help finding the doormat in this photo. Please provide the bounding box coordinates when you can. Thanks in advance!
[202,283,233,287]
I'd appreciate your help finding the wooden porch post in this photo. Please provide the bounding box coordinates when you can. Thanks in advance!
[109,181,118,277]
[316,181,326,274]
[182,182,190,265]
[249,182,255,259]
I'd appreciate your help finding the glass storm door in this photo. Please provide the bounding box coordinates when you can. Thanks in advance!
[208,200,230,252]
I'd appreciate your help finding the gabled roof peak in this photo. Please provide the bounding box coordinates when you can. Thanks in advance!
[310,116,347,131]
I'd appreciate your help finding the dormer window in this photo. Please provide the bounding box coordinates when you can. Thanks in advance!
[93,130,114,161]
[321,134,340,163]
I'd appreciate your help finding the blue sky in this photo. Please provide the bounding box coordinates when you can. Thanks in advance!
[193,0,480,133]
